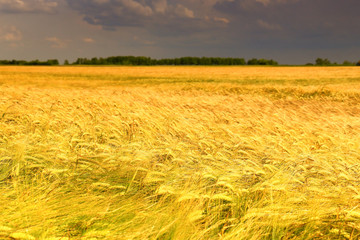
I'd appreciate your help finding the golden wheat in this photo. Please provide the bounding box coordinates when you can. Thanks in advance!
[0,66,360,239]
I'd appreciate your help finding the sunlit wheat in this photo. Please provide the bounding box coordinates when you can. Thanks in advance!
[0,66,360,239]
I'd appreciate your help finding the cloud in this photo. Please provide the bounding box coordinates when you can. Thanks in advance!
[257,19,281,30]
[255,0,270,6]
[64,0,360,53]
[66,0,226,31]
[0,0,58,13]
[120,0,153,16]
[0,26,22,41]
[174,4,195,18]
[67,0,154,28]
[92,0,110,4]
[152,0,167,14]
[0,26,23,47]
[83,37,95,43]
[255,0,299,7]
[214,17,230,24]
[46,37,67,48]
[214,0,299,13]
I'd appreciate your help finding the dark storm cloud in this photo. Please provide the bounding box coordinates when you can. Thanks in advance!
[0,0,58,13]
[66,0,360,41]
[67,0,153,27]
[66,0,230,32]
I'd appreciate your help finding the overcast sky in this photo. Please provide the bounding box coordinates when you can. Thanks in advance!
[0,0,359,64]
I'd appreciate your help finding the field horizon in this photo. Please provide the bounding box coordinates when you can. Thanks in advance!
[1,66,360,239]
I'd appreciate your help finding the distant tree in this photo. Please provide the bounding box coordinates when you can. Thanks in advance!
[257,59,268,65]
[342,60,354,66]
[90,57,99,65]
[46,59,59,65]
[64,60,70,65]
[315,58,331,66]
[356,61,360,66]
[27,60,40,65]
[247,58,259,65]
[234,58,246,65]
[247,58,277,65]
[199,57,210,65]
[315,58,323,65]
[267,59,278,65]
[74,58,85,65]
[98,58,107,65]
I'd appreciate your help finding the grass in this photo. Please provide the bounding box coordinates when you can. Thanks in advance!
[1,66,360,239]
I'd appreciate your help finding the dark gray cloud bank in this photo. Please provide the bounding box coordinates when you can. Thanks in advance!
[0,0,359,64]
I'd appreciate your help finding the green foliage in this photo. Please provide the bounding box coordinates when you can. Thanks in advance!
[315,58,332,66]
[342,60,354,66]
[314,58,356,66]
[72,56,248,66]
[247,58,278,65]
[0,59,59,66]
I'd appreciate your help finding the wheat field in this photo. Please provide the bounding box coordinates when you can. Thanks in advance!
[1,66,360,239]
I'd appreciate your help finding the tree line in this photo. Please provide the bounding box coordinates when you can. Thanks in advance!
[0,56,278,66]
[307,58,360,66]
[1,56,359,66]
[71,56,279,66]
[0,59,59,66]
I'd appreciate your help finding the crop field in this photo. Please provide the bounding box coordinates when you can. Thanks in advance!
[1,66,360,239]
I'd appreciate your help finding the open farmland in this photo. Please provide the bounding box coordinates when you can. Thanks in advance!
[1,66,360,239]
